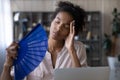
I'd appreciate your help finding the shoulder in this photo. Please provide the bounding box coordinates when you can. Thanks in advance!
[74,41,85,49]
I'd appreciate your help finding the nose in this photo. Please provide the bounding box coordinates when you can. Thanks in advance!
[56,24,63,31]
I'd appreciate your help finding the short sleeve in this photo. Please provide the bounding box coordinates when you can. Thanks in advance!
[74,41,87,67]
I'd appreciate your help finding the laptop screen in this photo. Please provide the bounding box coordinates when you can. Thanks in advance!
[54,67,109,80]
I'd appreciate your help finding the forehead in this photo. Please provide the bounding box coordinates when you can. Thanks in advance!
[55,11,73,23]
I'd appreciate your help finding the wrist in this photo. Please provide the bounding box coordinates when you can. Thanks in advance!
[3,64,11,72]
[68,47,76,53]
[4,63,12,68]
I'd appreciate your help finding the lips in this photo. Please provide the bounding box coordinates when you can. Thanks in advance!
[52,31,59,37]
[53,31,58,36]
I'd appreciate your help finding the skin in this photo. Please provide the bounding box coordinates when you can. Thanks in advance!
[0,11,81,80]
[48,11,81,68]
[0,42,18,80]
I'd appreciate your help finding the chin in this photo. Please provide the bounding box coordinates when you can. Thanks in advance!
[49,34,57,40]
[52,36,60,40]
[50,35,63,41]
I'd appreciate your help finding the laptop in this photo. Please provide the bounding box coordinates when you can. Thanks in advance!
[54,67,109,80]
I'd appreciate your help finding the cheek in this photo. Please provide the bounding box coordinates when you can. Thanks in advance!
[65,29,70,35]
[50,22,55,32]
[61,31,69,39]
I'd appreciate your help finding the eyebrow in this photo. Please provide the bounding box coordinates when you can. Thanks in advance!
[56,17,70,25]
[56,17,60,20]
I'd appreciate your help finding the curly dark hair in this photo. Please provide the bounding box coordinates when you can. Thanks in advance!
[52,1,86,35]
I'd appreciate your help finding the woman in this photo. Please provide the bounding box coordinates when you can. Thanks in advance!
[0,1,87,80]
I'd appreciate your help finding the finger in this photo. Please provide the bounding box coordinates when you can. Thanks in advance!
[70,20,74,33]
[7,50,17,57]
[73,26,75,36]
[12,42,19,49]
[8,42,19,49]
[6,44,19,53]
[6,46,17,53]
[7,53,17,60]
[12,54,18,60]
[70,22,72,33]
[72,20,75,35]
[6,46,18,57]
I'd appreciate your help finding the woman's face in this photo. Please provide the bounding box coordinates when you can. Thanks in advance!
[49,11,73,41]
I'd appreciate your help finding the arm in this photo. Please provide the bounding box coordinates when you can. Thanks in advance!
[0,42,18,80]
[68,42,87,67]
[65,21,81,67]
[0,64,13,80]
[68,47,81,67]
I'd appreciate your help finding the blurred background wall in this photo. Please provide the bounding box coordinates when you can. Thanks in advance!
[0,0,120,74]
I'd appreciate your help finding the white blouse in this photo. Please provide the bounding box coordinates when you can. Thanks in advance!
[11,41,87,80]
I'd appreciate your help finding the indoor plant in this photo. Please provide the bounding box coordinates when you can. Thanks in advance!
[103,8,120,56]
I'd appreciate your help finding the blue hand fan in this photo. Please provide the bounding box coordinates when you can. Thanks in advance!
[14,24,48,80]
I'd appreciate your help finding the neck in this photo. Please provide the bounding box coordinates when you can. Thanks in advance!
[48,38,64,53]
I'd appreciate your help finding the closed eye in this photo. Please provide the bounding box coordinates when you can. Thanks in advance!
[64,25,70,29]
[55,20,60,24]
